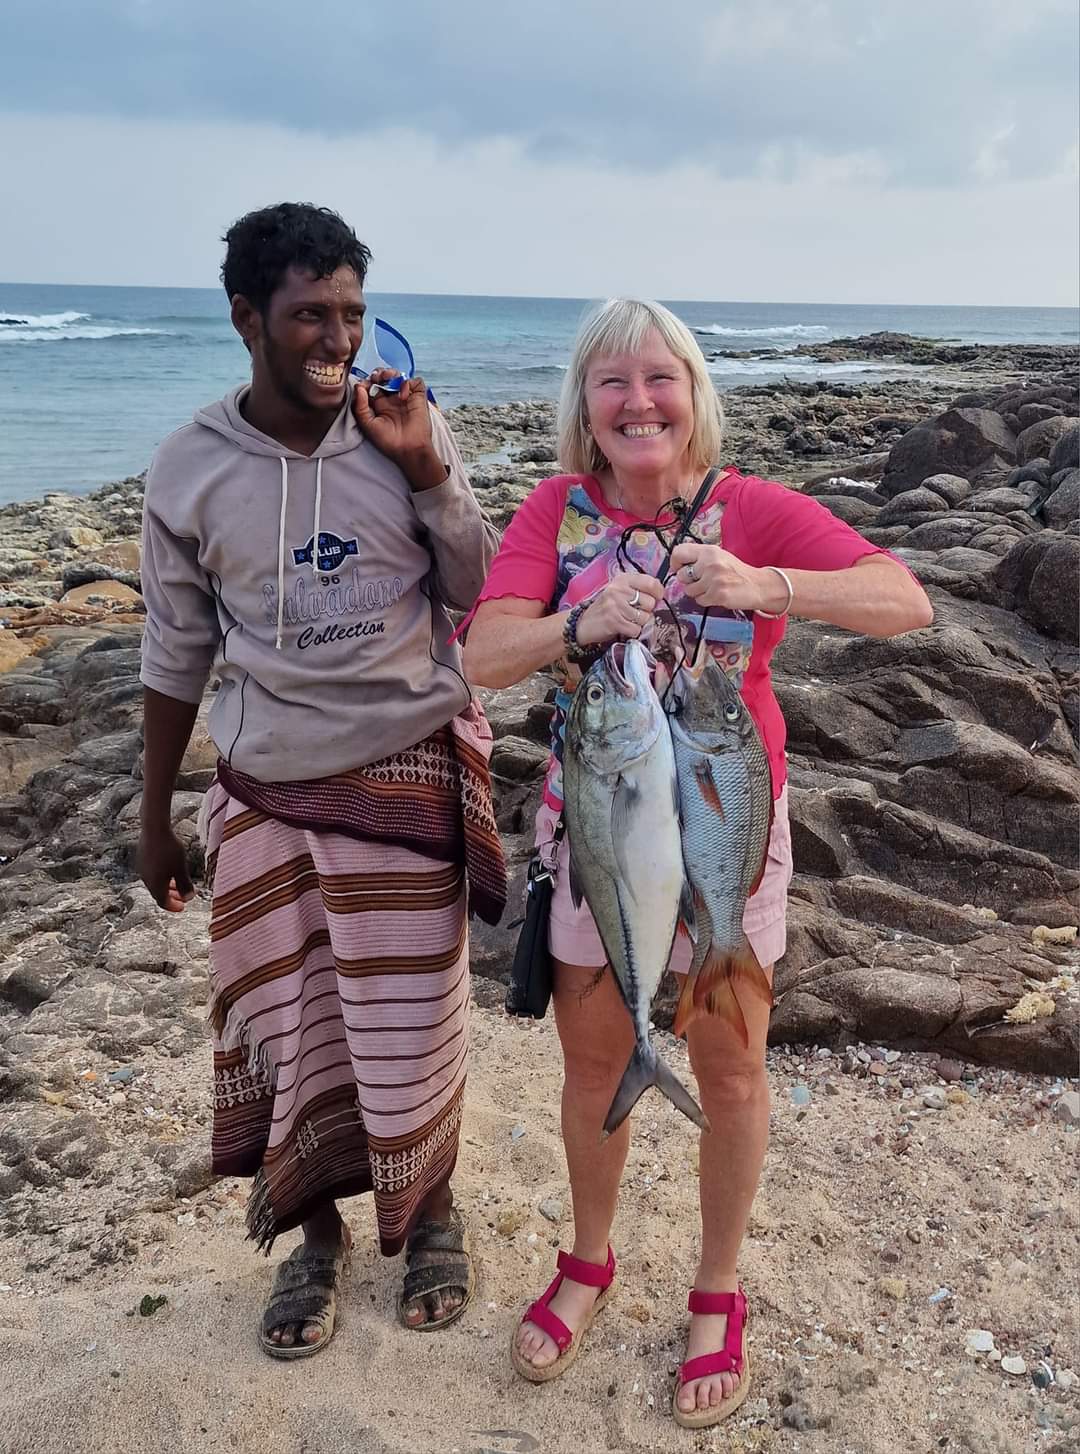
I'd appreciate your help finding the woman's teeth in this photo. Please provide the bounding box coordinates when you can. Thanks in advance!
[304,362,345,386]
[621,424,666,438]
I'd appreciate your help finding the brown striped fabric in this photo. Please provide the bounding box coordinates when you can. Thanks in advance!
[205,783,471,1256]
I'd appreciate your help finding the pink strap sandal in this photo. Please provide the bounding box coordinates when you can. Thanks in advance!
[673,1287,752,1429]
[510,1246,616,1384]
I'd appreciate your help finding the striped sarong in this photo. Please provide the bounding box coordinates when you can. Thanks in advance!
[203,785,470,1256]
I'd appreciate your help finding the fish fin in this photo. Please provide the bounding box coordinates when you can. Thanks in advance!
[746,799,776,899]
[603,1042,709,1137]
[611,775,639,887]
[693,943,774,1048]
[693,759,725,818]
[679,878,698,945]
[672,970,700,1039]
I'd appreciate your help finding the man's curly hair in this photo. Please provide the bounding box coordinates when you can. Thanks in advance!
[221,203,372,311]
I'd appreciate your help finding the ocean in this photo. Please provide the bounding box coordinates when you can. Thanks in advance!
[0,282,1076,505]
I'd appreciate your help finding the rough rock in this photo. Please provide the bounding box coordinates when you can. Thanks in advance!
[881,409,1018,497]
[1043,468,1080,531]
[1017,416,1073,466]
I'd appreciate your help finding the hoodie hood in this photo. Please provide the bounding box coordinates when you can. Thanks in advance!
[194,383,365,460]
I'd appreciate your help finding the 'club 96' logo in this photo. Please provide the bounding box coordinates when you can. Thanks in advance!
[292,532,360,575]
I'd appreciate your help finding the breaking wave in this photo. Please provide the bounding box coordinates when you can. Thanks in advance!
[695,323,832,338]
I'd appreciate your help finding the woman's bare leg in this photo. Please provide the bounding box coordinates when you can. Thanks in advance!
[514,960,635,1369]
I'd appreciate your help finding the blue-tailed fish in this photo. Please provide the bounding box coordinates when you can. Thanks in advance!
[668,657,773,1044]
[563,640,709,1136]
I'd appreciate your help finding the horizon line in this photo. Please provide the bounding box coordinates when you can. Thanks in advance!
[1,280,1078,313]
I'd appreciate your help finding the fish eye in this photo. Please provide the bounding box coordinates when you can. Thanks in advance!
[586,682,605,706]
[723,701,740,721]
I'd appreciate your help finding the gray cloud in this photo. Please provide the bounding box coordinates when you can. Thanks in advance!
[3,1,1077,185]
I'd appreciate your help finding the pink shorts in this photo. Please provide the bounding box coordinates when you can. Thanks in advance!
[547,787,792,972]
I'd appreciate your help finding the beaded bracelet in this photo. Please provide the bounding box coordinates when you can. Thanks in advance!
[561,600,603,665]
[755,566,795,621]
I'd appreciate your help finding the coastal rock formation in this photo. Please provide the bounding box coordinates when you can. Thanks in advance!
[0,341,1077,1263]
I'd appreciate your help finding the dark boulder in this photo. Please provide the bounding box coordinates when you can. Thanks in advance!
[1043,468,1080,531]
[1017,416,1073,466]
[992,531,1080,643]
[1049,423,1080,476]
[881,409,1017,497]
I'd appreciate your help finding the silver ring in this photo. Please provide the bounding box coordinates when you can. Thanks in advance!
[628,588,640,608]
[685,564,698,582]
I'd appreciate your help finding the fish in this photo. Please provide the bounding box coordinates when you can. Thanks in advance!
[562,639,709,1137]
[668,656,774,1044]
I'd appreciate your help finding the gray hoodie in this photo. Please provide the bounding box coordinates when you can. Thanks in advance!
[140,383,499,781]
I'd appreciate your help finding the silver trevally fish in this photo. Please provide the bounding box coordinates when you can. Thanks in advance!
[563,639,709,1136]
[668,656,773,1044]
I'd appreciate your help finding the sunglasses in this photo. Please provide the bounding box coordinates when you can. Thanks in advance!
[350,317,437,404]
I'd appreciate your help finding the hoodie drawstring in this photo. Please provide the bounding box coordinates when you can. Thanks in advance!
[275,458,289,650]
[312,457,323,585]
[274,455,324,651]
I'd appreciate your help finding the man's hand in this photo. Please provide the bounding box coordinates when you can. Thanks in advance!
[137,826,195,913]
[352,371,448,491]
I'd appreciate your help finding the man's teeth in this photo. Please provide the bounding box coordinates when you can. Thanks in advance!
[621,424,665,438]
[304,363,345,384]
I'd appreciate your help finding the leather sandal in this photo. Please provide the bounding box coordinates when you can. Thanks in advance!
[672,1286,751,1428]
[510,1246,616,1384]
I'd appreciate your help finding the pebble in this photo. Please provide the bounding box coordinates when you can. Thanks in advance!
[108,1066,138,1085]
[884,1049,902,1064]
[868,1062,889,1077]
[928,1286,952,1304]
[1001,1356,1027,1376]
[966,1329,997,1355]
[922,1089,947,1110]
[538,1197,563,1224]
[935,1058,965,1083]
[510,1123,526,1143]
[790,1084,812,1108]
[1056,1368,1078,1392]
[1053,1091,1080,1124]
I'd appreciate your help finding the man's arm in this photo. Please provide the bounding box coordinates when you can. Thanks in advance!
[137,688,201,911]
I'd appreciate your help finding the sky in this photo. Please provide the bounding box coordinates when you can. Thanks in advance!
[2,1,1077,305]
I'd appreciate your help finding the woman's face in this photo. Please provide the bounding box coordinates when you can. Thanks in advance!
[583,331,695,479]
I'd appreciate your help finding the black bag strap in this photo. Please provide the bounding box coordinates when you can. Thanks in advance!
[657,465,722,585]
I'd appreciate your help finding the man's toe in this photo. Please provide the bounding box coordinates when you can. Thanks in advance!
[301,1322,323,1344]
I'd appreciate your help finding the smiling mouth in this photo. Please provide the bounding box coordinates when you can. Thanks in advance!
[304,361,347,388]
[620,423,667,438]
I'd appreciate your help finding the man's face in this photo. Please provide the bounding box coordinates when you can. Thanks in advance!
[241,265,366,414]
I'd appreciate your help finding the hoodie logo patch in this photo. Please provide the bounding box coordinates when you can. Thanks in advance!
[292,532,359,574]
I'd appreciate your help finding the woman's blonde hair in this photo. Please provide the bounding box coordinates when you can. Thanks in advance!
[556,298,724,476]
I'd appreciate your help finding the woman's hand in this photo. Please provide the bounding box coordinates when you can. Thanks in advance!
[576,570,665,646]
[352,371,447,490]
[669,542,781,613]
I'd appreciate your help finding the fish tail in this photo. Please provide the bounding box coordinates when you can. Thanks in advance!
[690,942,774,1048]
[603,1042,710,1137]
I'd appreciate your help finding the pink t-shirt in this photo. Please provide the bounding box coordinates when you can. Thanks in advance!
[473,467,895,799]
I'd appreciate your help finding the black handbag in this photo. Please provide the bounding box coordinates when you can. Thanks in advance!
[504,840,559,1019]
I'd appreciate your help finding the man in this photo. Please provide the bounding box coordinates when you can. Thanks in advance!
[138,202,504,1357]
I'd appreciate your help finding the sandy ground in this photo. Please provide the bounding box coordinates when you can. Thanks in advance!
[0,979,1076,1454]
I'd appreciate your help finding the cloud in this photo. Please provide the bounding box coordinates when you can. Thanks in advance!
[1,111,1076,305]
[2,0,1077,186]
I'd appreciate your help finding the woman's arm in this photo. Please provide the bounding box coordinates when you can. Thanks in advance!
[463,569,666,688]
[668,547,933,639]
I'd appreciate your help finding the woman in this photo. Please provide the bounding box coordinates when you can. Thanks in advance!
[461,298,931,1428]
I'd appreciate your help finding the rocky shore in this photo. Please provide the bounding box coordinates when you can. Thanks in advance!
[0,336,1077,1452]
